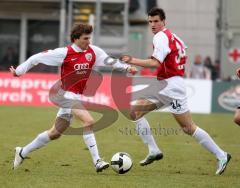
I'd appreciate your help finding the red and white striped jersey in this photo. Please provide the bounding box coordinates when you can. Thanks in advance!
[60,45,96,94]
[15,44,129,94]
[151,28,187,80]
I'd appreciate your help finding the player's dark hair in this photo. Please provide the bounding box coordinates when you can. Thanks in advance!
[148,7,166,20]
[70,24,93,42]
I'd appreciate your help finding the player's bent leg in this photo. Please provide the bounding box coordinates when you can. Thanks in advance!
[233,108,240,126]
[13,131,51,170]
[13,116,71,170]
[130,98,157,121]
[172,111,196,135]
[72,109,109,172]
[73,108,95,133]
[173,111,231,175]
[48,116,71,140]
[130,99,163,166]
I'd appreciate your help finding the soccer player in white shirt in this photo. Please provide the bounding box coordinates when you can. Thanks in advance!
[10,24,137,172]
[121,7,231,175]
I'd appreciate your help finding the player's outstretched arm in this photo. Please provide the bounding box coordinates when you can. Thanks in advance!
[121,55,159,68]
[90,45,138,75]
[10,48,66,77]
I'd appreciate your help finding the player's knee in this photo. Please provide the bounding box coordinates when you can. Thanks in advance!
[129,110,137,121]
[86,119,95,126]
[83,119,95,131]
[131,100,148,119]
[181,125,194,135]
[48,129,61,140]
[82,118,95,126]
[234,115,240,126]
[50,134,61,140]
[129,110,142,121]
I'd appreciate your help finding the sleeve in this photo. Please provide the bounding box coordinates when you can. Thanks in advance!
[152,32,171,63]
[15,47,67,76]
[90,45,130,71]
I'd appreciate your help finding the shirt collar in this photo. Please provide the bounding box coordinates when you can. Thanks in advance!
[71,43,87,52]
[155,28,167,35]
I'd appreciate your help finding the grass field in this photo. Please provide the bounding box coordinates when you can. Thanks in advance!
[0,106,240,188]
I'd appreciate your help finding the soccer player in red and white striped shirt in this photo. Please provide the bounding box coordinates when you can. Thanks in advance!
[121,7,231,175]
[10,24,137,172]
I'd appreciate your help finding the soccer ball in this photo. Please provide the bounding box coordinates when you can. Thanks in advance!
[111,152,133,174]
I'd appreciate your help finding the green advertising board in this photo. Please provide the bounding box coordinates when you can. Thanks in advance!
[212,81,240,112]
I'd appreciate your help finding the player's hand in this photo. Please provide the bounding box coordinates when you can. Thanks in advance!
[120,55,132,64]
[9,66,18,77]
[236,68,240,78]
[127,66,138,75]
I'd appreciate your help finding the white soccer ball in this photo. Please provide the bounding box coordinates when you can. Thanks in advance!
[111,152,133,174]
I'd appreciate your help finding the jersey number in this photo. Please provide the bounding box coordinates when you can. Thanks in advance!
[175,39,186,64]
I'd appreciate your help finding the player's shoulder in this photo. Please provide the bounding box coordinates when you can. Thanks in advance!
[155,30,166,37]
[43,47,67,54]
[89,44,107,56]
[89,44,104,52]
[153,30,169,43]
[39,47,68,58]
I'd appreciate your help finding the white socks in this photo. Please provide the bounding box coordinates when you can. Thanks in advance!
[20,129,100,165]
[134,118,226,160]
[21,131,50,158]
[83,132,100,165]
[135,117,161,155]
[192,127,226,160]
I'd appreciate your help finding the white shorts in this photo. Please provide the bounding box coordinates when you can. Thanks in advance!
[53,89,85,121]
[132,76,189,114]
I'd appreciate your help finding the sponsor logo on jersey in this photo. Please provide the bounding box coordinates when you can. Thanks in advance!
[74,63,90,71]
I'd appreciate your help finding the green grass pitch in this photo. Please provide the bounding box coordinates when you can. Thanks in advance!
[0,106,240,187]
